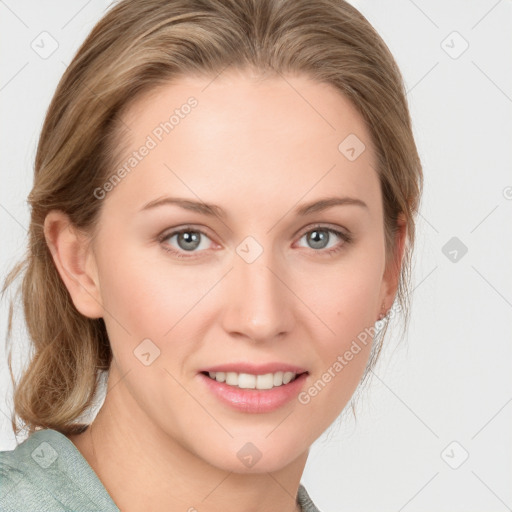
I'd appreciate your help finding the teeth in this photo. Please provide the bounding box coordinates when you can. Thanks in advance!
[207,371,299,389]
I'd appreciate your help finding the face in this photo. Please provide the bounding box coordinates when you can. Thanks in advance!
[82,70,397,473]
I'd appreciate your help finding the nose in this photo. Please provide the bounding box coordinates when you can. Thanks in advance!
[220,241,294,343]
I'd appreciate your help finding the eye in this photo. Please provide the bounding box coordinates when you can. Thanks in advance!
[158,224,352,260]
[158,226,214,259]
[296,225,352,255]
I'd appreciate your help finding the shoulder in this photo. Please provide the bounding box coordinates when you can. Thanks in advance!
[297,483,324,512]
[0,429,65,511]
[0,428,118,512]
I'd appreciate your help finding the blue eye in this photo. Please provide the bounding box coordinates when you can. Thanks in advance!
[159,227,212,258]
[158,224,352,259]
[297,226,352,256]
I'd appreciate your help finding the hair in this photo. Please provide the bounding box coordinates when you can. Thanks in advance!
[2,0,423,437]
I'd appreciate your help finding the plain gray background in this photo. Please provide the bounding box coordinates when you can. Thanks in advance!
[1,1,511,511]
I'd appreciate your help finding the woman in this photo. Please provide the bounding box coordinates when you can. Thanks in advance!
[1,0,423,510]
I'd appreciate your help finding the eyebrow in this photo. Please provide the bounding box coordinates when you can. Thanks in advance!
[138,195,368,218]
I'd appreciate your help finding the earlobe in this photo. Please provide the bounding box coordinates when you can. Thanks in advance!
[43,210,104,319]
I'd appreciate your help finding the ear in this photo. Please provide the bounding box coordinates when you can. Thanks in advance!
[379,213,408,316]
[43,210,104,319]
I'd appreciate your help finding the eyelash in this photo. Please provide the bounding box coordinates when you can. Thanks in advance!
[157,224,353,260]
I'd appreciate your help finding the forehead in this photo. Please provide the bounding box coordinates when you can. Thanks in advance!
[106,71,380,217]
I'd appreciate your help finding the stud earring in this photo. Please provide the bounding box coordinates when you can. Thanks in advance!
[377,303,387,321]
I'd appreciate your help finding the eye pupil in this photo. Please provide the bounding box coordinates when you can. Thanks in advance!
[177,231,201,251]
[308,229,329,249]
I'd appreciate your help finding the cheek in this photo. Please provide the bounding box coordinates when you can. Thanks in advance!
[95,241,217,354]
[296,244,384,350]
[294,254,383,430]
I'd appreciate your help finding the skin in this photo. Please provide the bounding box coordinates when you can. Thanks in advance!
[44,69,406,512]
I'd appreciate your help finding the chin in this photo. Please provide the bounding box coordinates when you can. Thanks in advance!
[198,437,306,474]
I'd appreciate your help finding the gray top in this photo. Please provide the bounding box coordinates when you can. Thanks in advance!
[0,428,322,511]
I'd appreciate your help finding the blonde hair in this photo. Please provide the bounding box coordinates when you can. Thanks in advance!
[2,0,423,437]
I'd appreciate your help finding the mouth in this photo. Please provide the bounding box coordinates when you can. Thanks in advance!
[200,370,309,391]
[198,369,310,413]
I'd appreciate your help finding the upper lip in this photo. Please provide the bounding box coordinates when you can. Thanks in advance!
[200,362,308,375]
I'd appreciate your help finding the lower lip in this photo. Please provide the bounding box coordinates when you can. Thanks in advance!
[198,372,309,413]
